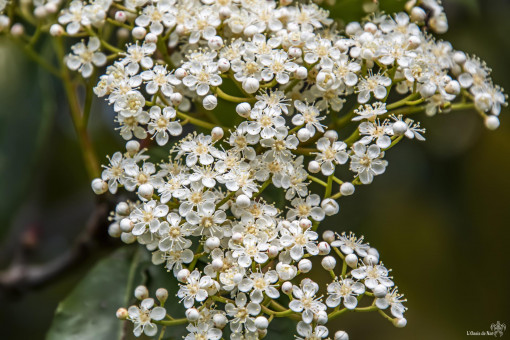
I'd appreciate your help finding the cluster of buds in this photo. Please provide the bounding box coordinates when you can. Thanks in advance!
[2,0,506,338]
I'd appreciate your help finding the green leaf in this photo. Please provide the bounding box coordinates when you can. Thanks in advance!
[46,247,139,340]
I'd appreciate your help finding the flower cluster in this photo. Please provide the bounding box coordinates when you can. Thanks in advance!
[2,0,505,338]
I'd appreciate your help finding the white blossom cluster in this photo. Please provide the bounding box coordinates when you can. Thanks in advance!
[2,0,506,338]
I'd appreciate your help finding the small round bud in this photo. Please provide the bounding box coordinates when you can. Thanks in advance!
[108,223,122,238]
[364,22,377,34]
[267,245,279,258]
[236,102,251,117]
[364,254,378,265]
[321,198,339,216]
[219,6,232,20]
[232,232,243,243]
[186,308,200,321]
[174,68,187,80]
[233,273,243,284]
[335,330,349,340]
[281,281,293,294]
[126,140,141,154]
[254,316,268,329]
[308,160,321,173]
[0,16,10,30]
[394,317,407,328]
[373,284,388,298]
[297,128,311,142]
[116,202,130,215]
[132,26,147,40]
[295,66,308,79]
[120,218,134,232]
[430,14,448,34]
[120,232,136,244]
[392,120,408,136]
[11,23,24,36]
[211,258,224,270]
[243,25,258,37]
[445,80,460,95]
[145,32,158,44]
[177,269,190,282]
[316,310,328,325]
[138,183,154,200]
[299,218,312,230]
[242,77,260,94]
[410,7,426,22]
[324,130,338,142]
[205,236,221,250]
[116,308,128,320]
[236,194,251,208]
[134,285,149,300]
[115,10,127,23]
[345,253,358,268]
[288,47,302,58]
[203,94,218,111]
[218,58,230,72]
[453,51,467,65]
[211,126,224,141]
[208,36,223,50]
[156,288,168,303]
[49,24,64,36]
[340,182,355,196]
[368,247,380,260]
[44,2,58,13]
[321,256,336,270]
[170,92,183,106]
[175,24,185,35]
[485,116,500,130]
[407,35,421,49]
[213,314,228,328]
[318,242,331,255]
[91,178,108,195]
[346,21,361,36]
[298,259,312,273]
[117,28,130,40]
[322,230,335,243]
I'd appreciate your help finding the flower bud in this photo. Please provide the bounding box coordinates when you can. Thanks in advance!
[324,130,338,142]
[208,36,223,50]
[170,92,183,106]
[281,281,293,294]
[134,285,149,300]
[364,22,377,34]
[212,258,224,270]
[410,7,426,22]
[321,256,336,270]
[177,269,190,282]
[485,116,500,130]
[345,253,358,268]
[243,77,260,94]
[335,330,349,340]
[394,317,407,328]
[346,22,361,36]
[49,24,64,36]
[407,35,421,49]
[445,80,460,95]
[298,259,312,273]
[126,140,141,154]
[236,194,251,208]
[120,232,136,244]
[233,273,243,284]
[243,25,258,37]
[174,68,187,80]
[288,47,302,58]
[321,198,339,216]
[308,160,320,173]
[255,316,268,329]
[120,218,134,232]
[218,58,230,72]
[295,66,308,79]
[117,28,130,40]
[340,182,355,196]
[211,126,224,141]
[108,223,122,238]
[11,23,24,36]
[116,202,130,215]
[430,14,448,34]
[116,308,128,320]
[186,308,200,321]
[368,247,380,260]
[200,95,217,112]
[232,232,243,243]
[91,178,108,195]
[299,218,312,230]
[296,128,311,142]
[219,6,232,20]
[373,284,388,298]
[0,16,10,31]
[145,32,158,44]
[392,120,408,136]
[364,254,378,265]
[156,288,168,303]
[138,183,154,200]
[44,2,57,13]
[205,236,221,250]
[236,102,251,117]
[322,230,335,243]
[318,241,331,255]
[115,11,127,23]
[316,310,328,325]
[453,51,466,65]
[213,313,228,328]
[132,26,147,40]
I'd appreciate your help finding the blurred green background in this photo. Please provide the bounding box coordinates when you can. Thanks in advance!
[0,0,509,339]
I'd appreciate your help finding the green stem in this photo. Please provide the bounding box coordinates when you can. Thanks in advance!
[307,175,327,187]
[253,178,272,197]
[155,318,188,326]
[324,175,334,198]
[213,86,256,103]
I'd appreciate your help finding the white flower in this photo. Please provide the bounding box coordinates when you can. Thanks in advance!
[128,298,166,337]
[351,262,394,289]
[260,50,298,84]
[287,194,325,221]
[296,321,329,340]
[130,200,169,236]
[147,106,182,145]
[353,102,387,121]
[280,221,319,261]
[177,270,212,308]
[238,270,279,303]
[186,201,226,237]
[101,151,126,194]
[114,90,146,117]
[231,234,269,267]
[141,65,180,96]
[121,42,156,75]
[331,232,370,257]
[292,101,326,137]
[58,0,86,35]
[66,37,106,78]
[177,133,220,167]
[289,280,326,324]
[357,72,392,103]
[158,213,192,251]
[184,322,222,340]
[182,60,222,96]
[375,288,407,318]
[313,137,349,176]
[349,142,388,185]
[359,120,392,149]
[225,293,261,333]
[135,0,176,36]
[326,278,365,309]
